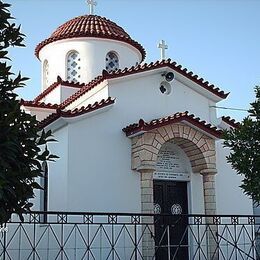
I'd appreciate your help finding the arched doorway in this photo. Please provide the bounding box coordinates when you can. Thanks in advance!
[153,140,191,259]
[123,116,220,259]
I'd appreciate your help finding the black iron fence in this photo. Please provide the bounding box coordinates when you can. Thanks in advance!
[0,211,260,259]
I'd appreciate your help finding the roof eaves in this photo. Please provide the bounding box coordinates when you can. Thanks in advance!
[34,81,60,102]
[39,97,115,129]
[60,75,105,109]
[103,59,229,99]
[221,116,240,128]
[36,34,146,62]
[34,76,83,103]
[167,63,229,99]
[122,111,222,139]
[60,59,229,109]
[21,100,59,110]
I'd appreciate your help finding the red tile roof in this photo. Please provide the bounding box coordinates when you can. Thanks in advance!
[222,116,240,128]
[34,77,83,103]
[60,59,229,109]
[35,15,146,61]
[21,100,59,109]
[122,111,222,138]
[39,97,115,128]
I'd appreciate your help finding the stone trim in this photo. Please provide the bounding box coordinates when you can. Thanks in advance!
[201,169,218,259]
[140,170,154,213]
[201,169,217,215]
[139,169,155,259]
[131,123,216,173]
[129,122,218,259]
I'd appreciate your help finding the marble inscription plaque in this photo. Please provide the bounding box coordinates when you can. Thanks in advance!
[154,144,190,181]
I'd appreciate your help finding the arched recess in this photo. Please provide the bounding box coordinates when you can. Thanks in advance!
[127,122,218,259]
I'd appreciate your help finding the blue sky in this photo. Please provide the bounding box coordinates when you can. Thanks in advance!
[7,0,260,121]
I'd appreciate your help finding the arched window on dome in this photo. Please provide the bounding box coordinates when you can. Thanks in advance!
[105,51,119,72]
[43,60,49,89]
[66,51,81,83]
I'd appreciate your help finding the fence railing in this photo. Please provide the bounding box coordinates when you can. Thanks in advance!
[0,211,260,259]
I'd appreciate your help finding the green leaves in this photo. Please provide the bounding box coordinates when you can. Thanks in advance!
[223,86,260,203]
[0,1,57,225]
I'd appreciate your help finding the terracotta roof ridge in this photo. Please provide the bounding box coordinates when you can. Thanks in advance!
[97,59,228,98]
[122,111,222,138]
[61,59,228,109]
[39,97,115,129]
[60,75,105,108]
[167,61,229,99]
[60,97,115,117]
[222,116,240,128]
[34,76,84,103]
[21,100,59,109]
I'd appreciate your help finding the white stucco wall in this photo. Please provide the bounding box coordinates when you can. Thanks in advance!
[64,108,141,213]
[215,140,253,214]
[41,65,252,215]
[39,38,142,90]
[43,86,61,104]
[66,83,109,110]
[47,127,69,211]
[40,85,81,105]
[109,73,213,124]
[45,72,217,214]
[61,86,81,103]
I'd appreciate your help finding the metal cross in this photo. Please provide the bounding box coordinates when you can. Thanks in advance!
[87,0,97,15]
[158,40,168,60]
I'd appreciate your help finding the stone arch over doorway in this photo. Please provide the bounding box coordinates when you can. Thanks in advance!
[131,123,216,174]
[124,116,220,259]
[128,123,218,217]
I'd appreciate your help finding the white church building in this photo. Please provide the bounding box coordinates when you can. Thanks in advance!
[17,2,257,259]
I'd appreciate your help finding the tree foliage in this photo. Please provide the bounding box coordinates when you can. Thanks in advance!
[0,1,57,224]
[223,86,260,202]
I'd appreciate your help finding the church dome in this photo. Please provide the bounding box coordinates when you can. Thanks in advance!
[35,15,146,61]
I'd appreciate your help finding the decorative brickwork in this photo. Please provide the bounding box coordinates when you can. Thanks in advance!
[131,123,216,173]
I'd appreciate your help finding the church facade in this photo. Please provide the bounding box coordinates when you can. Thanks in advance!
[20,7,255,259]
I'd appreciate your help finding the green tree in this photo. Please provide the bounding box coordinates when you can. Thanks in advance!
[0,1,57,224]
[223,86,260,202]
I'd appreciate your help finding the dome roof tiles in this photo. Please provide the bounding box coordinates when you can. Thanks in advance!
[35,15,146,60]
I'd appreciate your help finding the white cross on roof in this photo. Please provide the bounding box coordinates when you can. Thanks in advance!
[87,0,97,15]
[158,40,168,60]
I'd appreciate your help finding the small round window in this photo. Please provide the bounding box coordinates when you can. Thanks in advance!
[159,81,172,95]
